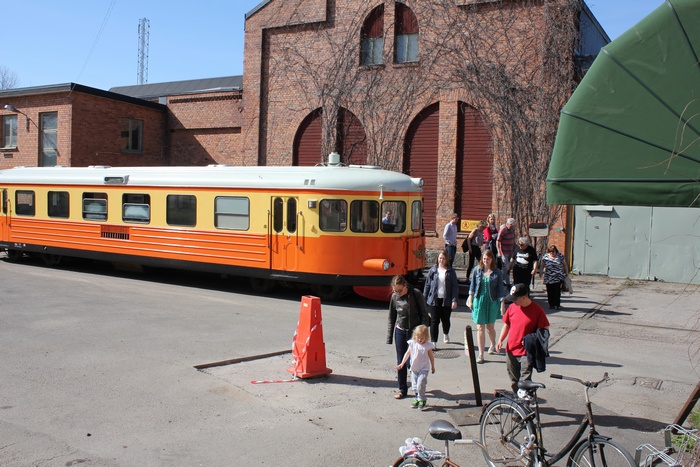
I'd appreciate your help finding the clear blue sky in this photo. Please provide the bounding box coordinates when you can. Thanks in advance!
[3,0,663,91]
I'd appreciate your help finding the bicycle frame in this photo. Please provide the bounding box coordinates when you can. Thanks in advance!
[489,373,610,466]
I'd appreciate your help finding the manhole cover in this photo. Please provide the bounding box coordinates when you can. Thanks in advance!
[634,377,663,390]
[434,349,462,359]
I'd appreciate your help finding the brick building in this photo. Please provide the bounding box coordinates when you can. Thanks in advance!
[239,0,608,251]
[0,84,166,168]
[0,0,609,257]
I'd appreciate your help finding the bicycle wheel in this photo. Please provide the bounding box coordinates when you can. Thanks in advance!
[480,397,535,466]
[397,458,431,467]
[567,437,636,467]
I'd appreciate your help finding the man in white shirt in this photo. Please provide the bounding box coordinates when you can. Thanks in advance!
[442,213,459,266]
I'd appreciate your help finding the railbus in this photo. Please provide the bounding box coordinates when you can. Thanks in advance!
[0,160,425,300]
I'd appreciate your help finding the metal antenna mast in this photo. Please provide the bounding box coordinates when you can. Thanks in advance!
[137,18,150,85]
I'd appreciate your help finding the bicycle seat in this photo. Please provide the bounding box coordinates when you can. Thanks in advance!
[428,419,463,441]
[518,380,545,391]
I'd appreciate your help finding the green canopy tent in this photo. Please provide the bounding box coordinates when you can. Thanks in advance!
[547,0,700,207]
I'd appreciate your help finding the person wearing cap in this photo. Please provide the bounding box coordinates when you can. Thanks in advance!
[497,218,517,288]
[496,283,550,393]
[442,213,459,266]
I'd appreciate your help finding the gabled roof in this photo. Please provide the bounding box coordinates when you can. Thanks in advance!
[109,76,243,100]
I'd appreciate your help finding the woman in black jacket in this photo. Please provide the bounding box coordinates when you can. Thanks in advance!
[422,250,459,344]
[387,275,430,399]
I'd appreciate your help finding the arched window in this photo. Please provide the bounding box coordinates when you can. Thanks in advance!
[360,5,384,66]
[394,3,419,64]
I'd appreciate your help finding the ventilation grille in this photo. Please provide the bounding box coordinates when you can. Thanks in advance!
[101,225,130,240]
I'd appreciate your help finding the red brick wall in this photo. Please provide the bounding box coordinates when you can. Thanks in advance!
[71,93,166,167]
[166,92,244,165]
[0,95,72,168]
[0,90,166,169]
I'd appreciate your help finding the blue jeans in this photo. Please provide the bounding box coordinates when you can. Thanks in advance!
[445,244,457,267]
[395,327,410,395]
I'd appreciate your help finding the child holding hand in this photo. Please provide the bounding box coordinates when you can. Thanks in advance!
[396,325,435,409]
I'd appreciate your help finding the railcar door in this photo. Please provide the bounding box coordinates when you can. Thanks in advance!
[270,196,300,272]
[0,189,8,241]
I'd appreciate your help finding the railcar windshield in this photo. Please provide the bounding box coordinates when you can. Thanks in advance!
[380,201,406,233]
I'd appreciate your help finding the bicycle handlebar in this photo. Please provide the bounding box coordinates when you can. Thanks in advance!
[550,372,609,388]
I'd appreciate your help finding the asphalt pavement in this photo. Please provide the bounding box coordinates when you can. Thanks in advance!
[0,257,698,466]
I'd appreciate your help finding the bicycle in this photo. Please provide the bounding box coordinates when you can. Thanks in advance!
[390,419,535,466]
[479,372,636,466]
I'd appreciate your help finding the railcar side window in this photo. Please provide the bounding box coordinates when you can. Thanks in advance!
[215,196,249,230]
[350,200,379,233]
[83,192,107,221]
[15,190,35,216]
[48,191,69,218]
[412,200,422,231]
[2,189,8,215]
[122,193,151,223]
[319,199,347,232]
[166,194,196,227]
[381,201,406,233]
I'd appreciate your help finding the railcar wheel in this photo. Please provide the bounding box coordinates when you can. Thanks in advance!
[249,277,275,294]
[41,254,62,266]
[5,249,23,262]
[310,284,346,302]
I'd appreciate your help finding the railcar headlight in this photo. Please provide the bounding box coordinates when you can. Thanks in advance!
[363,258,394,272]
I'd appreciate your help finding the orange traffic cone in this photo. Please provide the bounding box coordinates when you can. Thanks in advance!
[287,295,332,378]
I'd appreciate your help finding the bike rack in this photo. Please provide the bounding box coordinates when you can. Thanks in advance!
[635,424,699,467]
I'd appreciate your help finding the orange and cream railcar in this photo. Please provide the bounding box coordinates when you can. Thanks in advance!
[0,163,425,299]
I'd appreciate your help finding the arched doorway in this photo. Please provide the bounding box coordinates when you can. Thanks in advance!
[456,102,493,222]
[404,103,439,231]
[292,108,368,166]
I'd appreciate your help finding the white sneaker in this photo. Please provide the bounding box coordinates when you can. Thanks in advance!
[443,334,450,343]
[488,346,497,355]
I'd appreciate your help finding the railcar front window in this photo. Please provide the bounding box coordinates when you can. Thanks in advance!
[83,192,107,221]
[381,201,406,233]
[412,200,422,231]
[319,199,347,232]
[48,191,69,218]
[215,196,249,230]
[350,200,379,233]
[15,190,35,216]
[122,193,151,223]
[166,194,196,227]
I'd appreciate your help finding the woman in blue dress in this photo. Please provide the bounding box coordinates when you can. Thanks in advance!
[467,249,505,363]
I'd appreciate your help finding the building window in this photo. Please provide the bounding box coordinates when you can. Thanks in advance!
[48,191,70,218]
[40,112,58,167]
[360,5,385,66]
[215,196,249,230]
[83,192,107,221]
[15,190,35,216]
[2,115,17,148]
[166,194,196,227]
[395,3,419,64]
[122,193,151,223]
[121,118,143,153]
